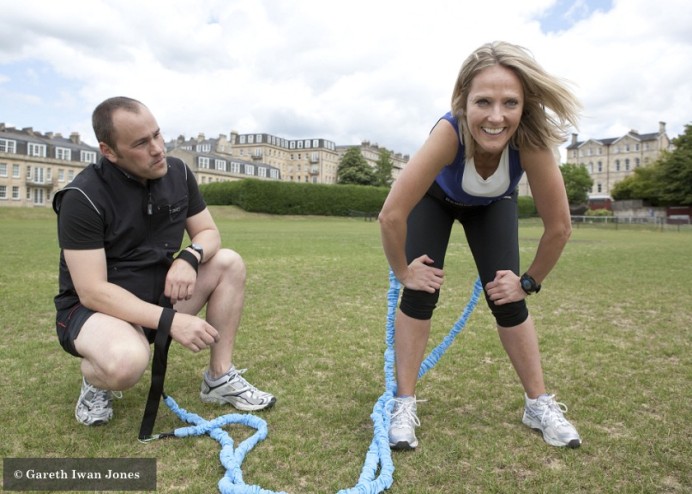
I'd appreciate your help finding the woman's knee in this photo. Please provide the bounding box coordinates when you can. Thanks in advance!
[488,298,529,328]
[400,287,440,320]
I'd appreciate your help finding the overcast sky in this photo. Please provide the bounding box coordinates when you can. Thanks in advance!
[1,0,690,160]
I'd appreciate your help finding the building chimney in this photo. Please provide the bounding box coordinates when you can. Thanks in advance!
[659,121,666,134]
[70,132,80,144]
[571,133,578,145]
[197,133,205,142]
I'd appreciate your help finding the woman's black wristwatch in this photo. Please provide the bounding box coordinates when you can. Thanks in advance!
[520,273,541,294]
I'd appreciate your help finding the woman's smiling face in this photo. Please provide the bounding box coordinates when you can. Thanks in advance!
[465,64,524,158]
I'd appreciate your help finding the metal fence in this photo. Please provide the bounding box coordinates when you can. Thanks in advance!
[570,215,691,232]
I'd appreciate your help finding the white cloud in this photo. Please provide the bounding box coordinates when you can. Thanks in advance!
[0,0,690,157]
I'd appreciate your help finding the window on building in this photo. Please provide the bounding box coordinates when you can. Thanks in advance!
[0,185,7,199]
[33,188,45,205]
[270,169,279,179]
[32,167,45,183]
[198,157,210,169]
[215,159,227,171]
[312,139,319,148]
[625,159,630,171]
[597,162,602,172]
[80,150,97,163]
[0,163,7,177]
[12,186,19,200]
[258,167,267,178]
[197,144,211,153]
[12,164,20,178]
[58,169,65,182]
[245,165,254,175]
[231,162,240,174]
[0,139,17,153]
[615,160,620,171]
[597,183,602,193]
[28,143,47,158]
[56,147,72,160]
[68,170,75,181]
[635,158,640,167]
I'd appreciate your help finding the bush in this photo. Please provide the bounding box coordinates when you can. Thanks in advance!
[518,195,537,218]
[200,179,389,216]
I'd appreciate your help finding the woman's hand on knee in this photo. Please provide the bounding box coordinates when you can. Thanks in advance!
[402,255,444,293]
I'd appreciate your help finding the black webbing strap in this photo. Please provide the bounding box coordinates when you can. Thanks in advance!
[138,304,175,441]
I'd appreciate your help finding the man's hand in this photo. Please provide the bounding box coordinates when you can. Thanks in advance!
[485,270,525,305]
[400,254,444,293]
[165,259,198,305]
[169,312,219,352]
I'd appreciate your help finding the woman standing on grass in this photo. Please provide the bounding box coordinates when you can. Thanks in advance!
[378,41,582,450]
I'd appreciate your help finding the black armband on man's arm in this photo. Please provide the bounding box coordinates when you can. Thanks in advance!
[174,249,199,273]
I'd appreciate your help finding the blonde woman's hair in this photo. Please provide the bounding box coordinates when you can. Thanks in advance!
[451,41,580,160]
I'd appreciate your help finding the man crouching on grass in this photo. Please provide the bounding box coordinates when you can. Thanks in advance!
[53,96,275,426]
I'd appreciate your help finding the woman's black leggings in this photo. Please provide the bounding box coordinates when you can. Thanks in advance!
[399,185,529,328]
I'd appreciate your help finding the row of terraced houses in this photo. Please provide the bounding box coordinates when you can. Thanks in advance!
[0,120,673,208]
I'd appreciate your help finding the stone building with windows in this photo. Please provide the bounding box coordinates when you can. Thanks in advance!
[0,123,98,208]
[166,133,281,185]
[2,120,410,208]
[565,122,672,198]
[228,131,340,184]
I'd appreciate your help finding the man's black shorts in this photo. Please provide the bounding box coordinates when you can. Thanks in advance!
[56,303,155,358]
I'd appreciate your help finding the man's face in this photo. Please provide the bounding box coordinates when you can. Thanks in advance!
[100,105,167,182]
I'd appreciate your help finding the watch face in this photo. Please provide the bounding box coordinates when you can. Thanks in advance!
[522,278,531,290]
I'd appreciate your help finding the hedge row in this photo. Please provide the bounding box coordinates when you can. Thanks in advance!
[200,179,538,218]
[200,179,390,216]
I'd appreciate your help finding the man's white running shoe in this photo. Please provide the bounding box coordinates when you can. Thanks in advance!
[75,377,121,426]
[522,394,581,448]
[388,396,421,450]
[200,367,276,411]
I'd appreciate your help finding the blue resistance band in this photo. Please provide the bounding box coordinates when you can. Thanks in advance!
[145,271,482,493]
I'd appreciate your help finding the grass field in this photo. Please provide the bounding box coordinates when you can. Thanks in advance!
[0,206,690,493]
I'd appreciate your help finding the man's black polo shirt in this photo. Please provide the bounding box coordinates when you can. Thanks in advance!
[53,156,206,311]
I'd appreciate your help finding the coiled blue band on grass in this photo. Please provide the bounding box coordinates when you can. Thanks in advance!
[160,270,481,494]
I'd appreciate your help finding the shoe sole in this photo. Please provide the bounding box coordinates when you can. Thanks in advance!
[200,394,277,411]
[523,416,581,448]
[389,440,417,451]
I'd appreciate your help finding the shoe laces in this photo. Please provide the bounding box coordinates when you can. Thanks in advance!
[388,397,424,428]
[228,368,259,394]
[83,381,121,407]
[536,395,571,427]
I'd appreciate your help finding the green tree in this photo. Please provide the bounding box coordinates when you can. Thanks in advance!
[374,149,394,187]
[658,124,692,205]
[611,124,692,206]
[560,162,593,206]
[337,147,377,185]
[611,165,663,205]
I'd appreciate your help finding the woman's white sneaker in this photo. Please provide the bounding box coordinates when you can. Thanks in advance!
[388,396,421,450]
[522,394,581,448]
